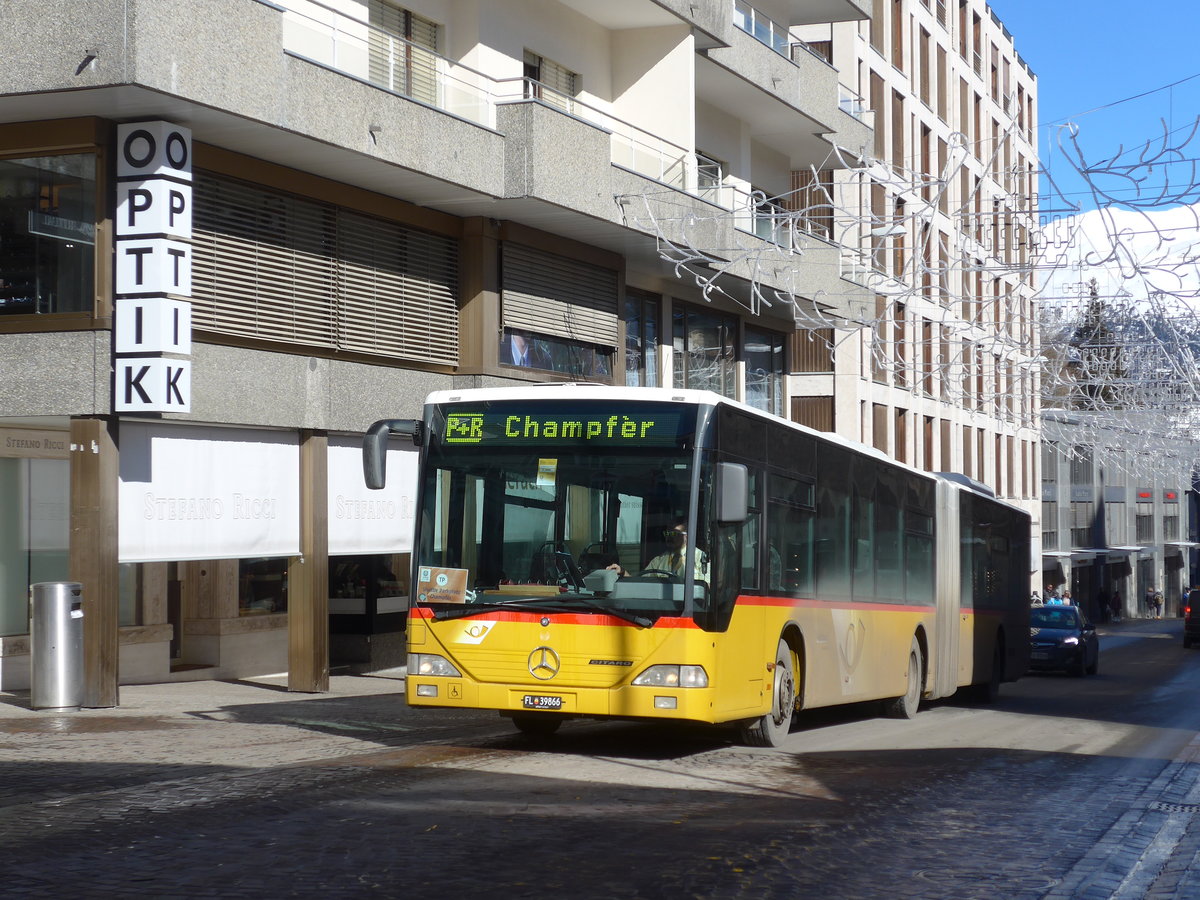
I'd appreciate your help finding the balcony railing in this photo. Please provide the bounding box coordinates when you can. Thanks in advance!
[281,0,496,127]
[278,0,842,226]
[733,0,791,57]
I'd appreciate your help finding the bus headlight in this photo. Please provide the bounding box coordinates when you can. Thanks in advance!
[632,665,708,688]
[408,653,462,677]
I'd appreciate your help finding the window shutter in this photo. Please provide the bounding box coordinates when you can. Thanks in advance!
[501,243,618,347]
[191,177,337,348]
[337,210,458,364]
[192,173,458,366]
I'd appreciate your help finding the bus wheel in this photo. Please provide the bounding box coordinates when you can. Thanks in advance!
[740,639,796,748]
[970,640,1004,704]
[885,637,922,719]
[510,713,563,737]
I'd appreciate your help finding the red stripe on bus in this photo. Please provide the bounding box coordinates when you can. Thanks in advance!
[736,594,935,614]
[409,607,700,628]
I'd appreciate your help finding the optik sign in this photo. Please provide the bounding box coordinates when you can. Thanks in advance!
[113,121,193,413]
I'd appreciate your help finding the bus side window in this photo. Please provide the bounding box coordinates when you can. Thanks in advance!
[768,472,815,596]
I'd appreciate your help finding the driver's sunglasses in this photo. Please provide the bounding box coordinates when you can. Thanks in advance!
[663,529,686,539]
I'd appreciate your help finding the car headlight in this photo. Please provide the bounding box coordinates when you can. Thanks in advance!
[632,665,708,688]
[408,653,462,677]
[1062,636,1080,645]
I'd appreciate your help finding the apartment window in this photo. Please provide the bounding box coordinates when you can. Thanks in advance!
[744,326,785,416]
[368,2,439,104]
[500,327,612,377]
[788,168,834,240]
[891,0,904,70]
[1070,449,1094,487]
[791,328,834,373]
[625,289,660,387]
[0,153,95,316]
[524,50,579,113]
[673,304,736,398]
[873,403,889,453]
[792,397,834,432]
[501,243,617,377]
[696,151,724,202]
[1164,515,1180,541]
[1042,501,1058,551]
[871,0,886,54]
[1135,503,1154,543]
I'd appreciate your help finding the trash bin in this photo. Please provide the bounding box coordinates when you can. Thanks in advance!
[29,581,84,710]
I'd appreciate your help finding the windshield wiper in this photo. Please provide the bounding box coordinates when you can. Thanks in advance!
[430,598,566,621]
[429,595,652,628]
[559,595,654,628]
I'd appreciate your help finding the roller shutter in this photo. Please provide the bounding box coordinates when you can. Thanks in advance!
[191,173,458,365]
[501,243,618,347]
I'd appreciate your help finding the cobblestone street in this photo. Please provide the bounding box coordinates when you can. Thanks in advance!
[4,619,1200,899]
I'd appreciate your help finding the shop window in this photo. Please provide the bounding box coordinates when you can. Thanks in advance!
[500,327,612,378]
[624,289,660,387]
[239,557,289,615]
[0,457,69,636]
[330,554,409,613]
[0,153,95,316]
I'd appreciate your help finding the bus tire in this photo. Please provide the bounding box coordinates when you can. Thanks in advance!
[510,713,563,736]
[739,639,796,748]
[884,637,923,719]
[970,639,1004,704]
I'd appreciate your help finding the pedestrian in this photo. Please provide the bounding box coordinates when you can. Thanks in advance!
[1061,589,1074,606]
[1154,588,1164,618]
[1030,590,1042,606]
[1145,585,1156,618]
[1111,590,1122,623]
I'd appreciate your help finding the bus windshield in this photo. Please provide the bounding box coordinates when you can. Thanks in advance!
[412,400,712,623]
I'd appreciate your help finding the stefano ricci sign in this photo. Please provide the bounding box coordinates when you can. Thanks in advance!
[113,121,193,413]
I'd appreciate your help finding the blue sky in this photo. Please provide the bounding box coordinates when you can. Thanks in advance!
[987,0,1200,215]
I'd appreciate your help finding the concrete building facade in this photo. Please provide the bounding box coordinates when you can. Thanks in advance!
[792,0,1041,546]
[0,0,882,700]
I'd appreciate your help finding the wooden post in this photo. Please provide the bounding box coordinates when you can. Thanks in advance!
[69,416,119,708]
[288,430,329,692]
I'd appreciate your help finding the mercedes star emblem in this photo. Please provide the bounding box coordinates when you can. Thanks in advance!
[528,646,561,680]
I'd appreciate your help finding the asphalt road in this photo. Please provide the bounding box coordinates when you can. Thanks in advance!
[4,617,1200,899]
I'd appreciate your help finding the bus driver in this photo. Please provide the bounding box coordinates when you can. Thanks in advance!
[607,523,709,582]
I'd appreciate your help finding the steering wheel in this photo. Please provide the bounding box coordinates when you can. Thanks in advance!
[640,568,679,580]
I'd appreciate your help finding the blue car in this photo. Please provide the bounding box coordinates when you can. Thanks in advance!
[1029,605,1099,676]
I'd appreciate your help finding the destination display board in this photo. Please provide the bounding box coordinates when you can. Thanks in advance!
[435,402,696,449]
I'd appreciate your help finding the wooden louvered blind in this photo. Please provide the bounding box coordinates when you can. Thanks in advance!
[336,210,458,363]
[501,243,618,347]
[191,177,337,347]
[191,174,458,365]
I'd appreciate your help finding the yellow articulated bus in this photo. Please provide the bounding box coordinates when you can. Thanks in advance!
[364,385,1030,747]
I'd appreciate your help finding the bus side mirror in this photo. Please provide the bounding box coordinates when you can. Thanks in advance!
[363,418,422,490]
[716,462,748,524]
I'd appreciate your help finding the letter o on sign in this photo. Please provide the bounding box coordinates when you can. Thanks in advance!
[122,129,157,170]
[116,121,193,181]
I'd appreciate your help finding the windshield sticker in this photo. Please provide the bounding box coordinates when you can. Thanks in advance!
[415,566,469,604]
[537,458,557,487]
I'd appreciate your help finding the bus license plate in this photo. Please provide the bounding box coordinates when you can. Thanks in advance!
[522,695,562,710]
